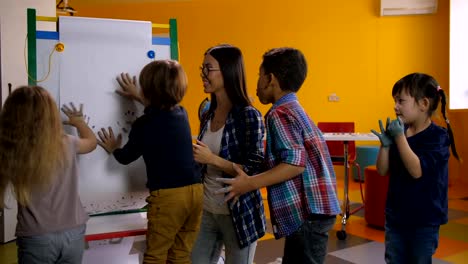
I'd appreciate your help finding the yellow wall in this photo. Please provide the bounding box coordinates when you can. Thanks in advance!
[72,0,466,181]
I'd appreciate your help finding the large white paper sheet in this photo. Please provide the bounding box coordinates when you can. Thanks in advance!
[58,17,154,214]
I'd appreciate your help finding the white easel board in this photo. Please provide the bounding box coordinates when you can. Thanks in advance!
[36,16,172,215]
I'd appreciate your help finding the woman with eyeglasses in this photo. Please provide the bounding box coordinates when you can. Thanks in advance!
[191,44,266,264]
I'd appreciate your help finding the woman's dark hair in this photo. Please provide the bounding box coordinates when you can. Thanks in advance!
[204,44,250,112]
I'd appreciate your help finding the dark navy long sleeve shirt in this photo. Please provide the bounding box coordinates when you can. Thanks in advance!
[113,105,201,191]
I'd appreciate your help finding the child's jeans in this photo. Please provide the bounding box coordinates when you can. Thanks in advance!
[282,215,336,264]
[17,224,86,264]
[385,222,440,264]
[145,183,203,264]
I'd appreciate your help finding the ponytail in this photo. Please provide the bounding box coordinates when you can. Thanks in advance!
[438,87,460,161]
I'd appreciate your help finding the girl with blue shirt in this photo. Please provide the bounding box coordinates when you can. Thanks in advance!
[371,73,460,264]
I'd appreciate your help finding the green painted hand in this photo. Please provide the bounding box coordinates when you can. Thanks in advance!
[387,117,404,137]
[371,118,393,147]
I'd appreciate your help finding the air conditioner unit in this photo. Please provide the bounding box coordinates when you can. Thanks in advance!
[380,0,438,16]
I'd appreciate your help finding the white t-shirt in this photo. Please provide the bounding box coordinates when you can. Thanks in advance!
[201,120,230,215]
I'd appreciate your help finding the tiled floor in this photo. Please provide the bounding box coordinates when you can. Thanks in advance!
[1,174,467,264]
[255,173,468,264]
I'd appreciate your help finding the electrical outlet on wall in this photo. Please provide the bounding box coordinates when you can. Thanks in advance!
[328,93,340,102]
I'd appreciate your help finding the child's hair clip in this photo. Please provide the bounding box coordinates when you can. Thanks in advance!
[437,86,443,91]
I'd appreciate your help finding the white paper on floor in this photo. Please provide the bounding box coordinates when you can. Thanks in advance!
[83,236,144,264]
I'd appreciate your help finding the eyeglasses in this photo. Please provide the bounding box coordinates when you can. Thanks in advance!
[200,65,220,78]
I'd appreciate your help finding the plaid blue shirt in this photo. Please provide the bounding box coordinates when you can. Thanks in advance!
[264,93,341,238]
[198,105,266,248]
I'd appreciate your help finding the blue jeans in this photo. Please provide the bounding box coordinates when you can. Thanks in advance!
[191,210,257,264]
[283,216,336,264]
[385,222,440,264]
[17,225,86,264]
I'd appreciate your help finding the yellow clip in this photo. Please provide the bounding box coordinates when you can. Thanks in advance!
[55,42,65,52]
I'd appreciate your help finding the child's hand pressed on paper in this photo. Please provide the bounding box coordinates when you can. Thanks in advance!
[215,164,254,203]
[116,73,141,102]
[371,117,393,147]
[192,140,215,164]
[387,117,404,137]
[61,102,86,127]
[97,127,122,154]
